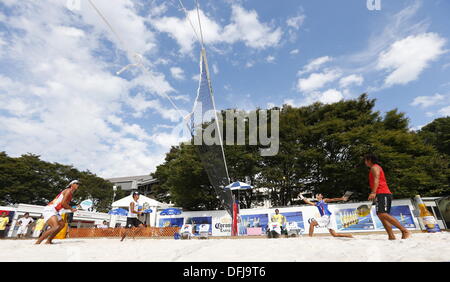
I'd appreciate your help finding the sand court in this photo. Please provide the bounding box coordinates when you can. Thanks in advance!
[1,231,449,262]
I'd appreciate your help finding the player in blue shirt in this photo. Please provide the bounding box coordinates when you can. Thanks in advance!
[302,193,353,238]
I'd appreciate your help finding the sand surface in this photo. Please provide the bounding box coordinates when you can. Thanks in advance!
[1,232,449,262]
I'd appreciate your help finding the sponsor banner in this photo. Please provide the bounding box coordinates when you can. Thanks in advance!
[239,214,269,235]
[373,205,416,230]
[159,217,184,228]
[280,211,305,230]
[334,207,375,231]
[155,199,421,236]
[212,215,232,236]
[185,216,212,235]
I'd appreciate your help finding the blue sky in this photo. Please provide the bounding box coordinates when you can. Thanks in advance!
[0,0,449,177]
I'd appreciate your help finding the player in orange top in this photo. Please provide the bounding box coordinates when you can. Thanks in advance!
[35,180,80,244]
[364,154,410,240]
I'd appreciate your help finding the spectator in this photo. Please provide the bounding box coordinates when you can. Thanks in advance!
[17,213,34,239]
[0,212,9,238]
[271,209,286,225]
[33,215,45,238]
[97,220,109,228]
[271,209,286,234]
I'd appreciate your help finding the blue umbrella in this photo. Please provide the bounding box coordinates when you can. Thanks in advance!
[225,181,253,191]
[108,208,128,216]
[160,208,182,216]
[143,208,153,214]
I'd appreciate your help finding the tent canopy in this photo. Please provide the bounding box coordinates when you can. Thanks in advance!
[160,208,182,216]
[111,194,169,209]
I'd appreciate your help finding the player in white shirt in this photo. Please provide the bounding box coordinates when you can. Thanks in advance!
[121,192,145,242]
[17,213,34,239]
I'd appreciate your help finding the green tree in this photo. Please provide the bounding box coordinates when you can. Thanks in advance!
[419,117,450,156]
[152,144,220,210]
[0,152,115,212]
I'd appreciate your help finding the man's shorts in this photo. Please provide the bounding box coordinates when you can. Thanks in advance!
[43,206,62,223]
[376,194,392,214]
[313,215,337,230]
[126,217,143,228]
[17,226,28,235]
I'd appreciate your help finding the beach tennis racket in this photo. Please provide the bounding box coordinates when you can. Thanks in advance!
[342,191,353,201]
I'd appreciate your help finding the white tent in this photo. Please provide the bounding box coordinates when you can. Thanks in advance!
[111,195,172,227]
[111,195,169,209]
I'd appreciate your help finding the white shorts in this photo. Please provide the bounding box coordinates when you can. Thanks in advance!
[314,215,337,230]
[17,226,28,235]
[43,206,62,223]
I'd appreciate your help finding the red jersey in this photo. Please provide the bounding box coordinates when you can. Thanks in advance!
[369,164,391,194]
[47,189,73,211]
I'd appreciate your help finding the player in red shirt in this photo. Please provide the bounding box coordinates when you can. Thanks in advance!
[364,154,410,240]
[35,180,79,244]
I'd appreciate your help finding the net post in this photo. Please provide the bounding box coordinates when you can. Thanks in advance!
[232,196,239,236]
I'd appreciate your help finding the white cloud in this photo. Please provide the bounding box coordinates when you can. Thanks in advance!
[285,88,343,107]
[130,72,175,97]
[411,93,447,108]
[79,0,157,56]
[151,131,189,149]
[245,61,254,68]
[151,4,282,53]
[346,1,427,66]
[192,74,200,81]
[126,93,183,122]
[283,99,296,107]
[410,124,425,131]
[339,74,364,88]
[170,66,185,80]
[297,69,341,93]
[0,1,185,178]
[438,106,450,116]
[222,5,282,50]
[319,89,344,104]
[286,11,306,42]
[106,115,152,141]
[212,63,219,74]
[266,55,275,63]
[377,33,446,87]
[151,8,223,54]
[298,56,333,75]
[411,93,450,119]
[286,14,305,30]
[290,49,300,55]
[148,2,168,17]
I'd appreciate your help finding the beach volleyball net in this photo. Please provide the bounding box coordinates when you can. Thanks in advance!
[187,49,234,218]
